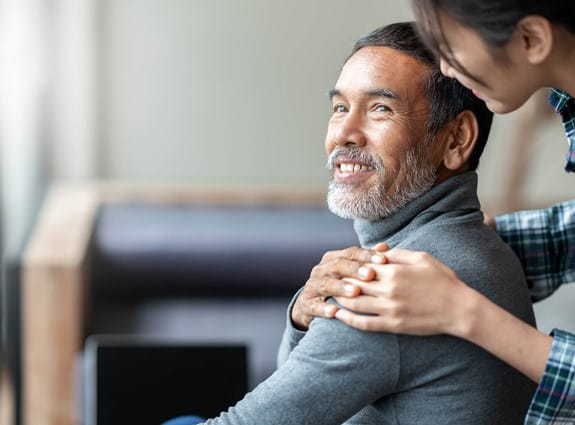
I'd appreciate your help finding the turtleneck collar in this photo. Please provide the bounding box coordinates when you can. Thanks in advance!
[353,171,482,248]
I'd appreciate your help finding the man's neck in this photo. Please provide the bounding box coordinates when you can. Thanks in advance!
[353,171,480,248]
[435,165,467,186]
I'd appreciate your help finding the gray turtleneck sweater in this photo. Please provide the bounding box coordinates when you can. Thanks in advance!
[202,171,536,425]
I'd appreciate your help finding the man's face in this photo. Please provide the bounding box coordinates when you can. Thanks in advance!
[325,46,437,220]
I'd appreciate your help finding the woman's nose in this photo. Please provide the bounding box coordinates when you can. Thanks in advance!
[439,58,455,78]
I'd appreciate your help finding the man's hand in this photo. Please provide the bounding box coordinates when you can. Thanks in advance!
[291,243,389,330]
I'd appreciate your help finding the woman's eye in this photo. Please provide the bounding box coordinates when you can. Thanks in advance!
[334,104,347,113]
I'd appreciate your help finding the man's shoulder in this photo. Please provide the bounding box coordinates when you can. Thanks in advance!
[399,218,534,323]
[398,214,501,253]
[399,217,519,278]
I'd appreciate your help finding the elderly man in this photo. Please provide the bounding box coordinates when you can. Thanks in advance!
[165,22,536,425]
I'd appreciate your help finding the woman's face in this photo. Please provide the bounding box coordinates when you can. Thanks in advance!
[436,11,542,114]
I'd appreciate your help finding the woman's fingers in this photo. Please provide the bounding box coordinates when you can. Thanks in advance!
[376,248,432,266]
[334,294,393,315]
[483,213,496,230]
[344,267,404,297]
[372,242,390,252]
[335,310,396,332]
[333,250,467,335]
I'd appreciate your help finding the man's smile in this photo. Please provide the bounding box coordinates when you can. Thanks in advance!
[334,159,376,183]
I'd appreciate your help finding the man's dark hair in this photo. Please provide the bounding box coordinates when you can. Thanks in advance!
[350,22,493,170]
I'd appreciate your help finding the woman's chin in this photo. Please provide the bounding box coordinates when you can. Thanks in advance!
[484,97,521,115]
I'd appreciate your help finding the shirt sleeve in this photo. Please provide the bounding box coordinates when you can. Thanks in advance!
[276,288,306,368]
[524,329,575,424]
[495,200,575,301]
[201,317,400,425]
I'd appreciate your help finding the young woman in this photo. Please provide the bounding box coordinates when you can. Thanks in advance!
[293,1,575,423]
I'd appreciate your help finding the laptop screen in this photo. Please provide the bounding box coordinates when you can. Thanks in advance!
[84,336,248,425]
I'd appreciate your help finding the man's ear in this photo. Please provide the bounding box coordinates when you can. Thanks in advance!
[515,15,553,65]
[442,109,478,171]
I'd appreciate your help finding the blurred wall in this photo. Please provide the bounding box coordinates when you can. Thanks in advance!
[96,0,413,187]
[93,0,575,209]
[478,104,569,212]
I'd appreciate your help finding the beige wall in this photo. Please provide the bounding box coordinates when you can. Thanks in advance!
[97,0,413,187]
[478,105,569,212]
[96,0,573,210]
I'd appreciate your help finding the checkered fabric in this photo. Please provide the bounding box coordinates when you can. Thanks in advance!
[496,200,575,302]
[496,88,575,424]
[524,330,575,425]
[550,89,575,172]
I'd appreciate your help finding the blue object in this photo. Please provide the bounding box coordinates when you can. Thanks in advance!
[161,415,205,425]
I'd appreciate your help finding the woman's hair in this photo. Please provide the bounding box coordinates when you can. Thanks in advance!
[412,0,575,72]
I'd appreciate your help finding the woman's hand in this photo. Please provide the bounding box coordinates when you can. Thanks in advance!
[331,247,552,383]
[483,212,497,230]
[333,248,476,337]
[290,244,389,331]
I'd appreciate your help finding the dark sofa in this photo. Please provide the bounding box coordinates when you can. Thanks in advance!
[90,201,358,385]
[20,184,358,425]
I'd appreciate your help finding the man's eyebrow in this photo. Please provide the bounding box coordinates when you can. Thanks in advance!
[328,88,401,101]
[366,88,400,100]
[328,89,340,100]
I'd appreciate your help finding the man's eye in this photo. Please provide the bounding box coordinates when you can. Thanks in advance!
[374,104,389,112]
[333,104,347,113]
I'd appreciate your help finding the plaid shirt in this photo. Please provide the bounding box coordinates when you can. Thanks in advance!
[496,88,575,424]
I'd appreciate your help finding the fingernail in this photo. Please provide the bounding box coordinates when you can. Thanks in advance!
[358,267,370,278]
[324,305,336,317]
[335,310,349,320]
[344,284,355,295]
[371,254,385,264]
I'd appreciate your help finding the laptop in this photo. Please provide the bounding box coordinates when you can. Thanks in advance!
[84,335,248,425]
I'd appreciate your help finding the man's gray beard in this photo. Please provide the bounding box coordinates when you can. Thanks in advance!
[326,144,437,221]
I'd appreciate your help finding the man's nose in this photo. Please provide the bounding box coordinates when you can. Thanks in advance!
[333,113,367,147]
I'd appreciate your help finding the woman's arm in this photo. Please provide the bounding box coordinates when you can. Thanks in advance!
[461,284,553,383]
[496,199,575,301]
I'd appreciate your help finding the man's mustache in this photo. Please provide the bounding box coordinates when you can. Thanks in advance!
[326,147,383,172]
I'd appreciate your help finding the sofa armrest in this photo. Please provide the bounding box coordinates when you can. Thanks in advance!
[0,363,14,425]
[22,184,99,425]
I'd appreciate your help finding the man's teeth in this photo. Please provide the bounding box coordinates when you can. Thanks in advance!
[338,163,374,172]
